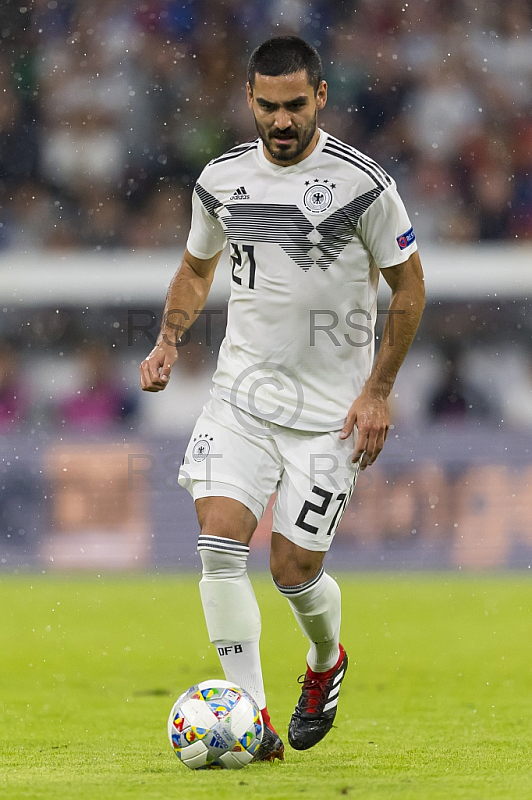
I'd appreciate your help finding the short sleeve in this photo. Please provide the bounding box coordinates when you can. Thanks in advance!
[186,183,227,259]
[357,181,418,268]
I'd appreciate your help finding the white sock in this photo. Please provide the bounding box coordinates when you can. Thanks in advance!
[198,535,266,709]
[212,640,265,709]
[274,567,341,672]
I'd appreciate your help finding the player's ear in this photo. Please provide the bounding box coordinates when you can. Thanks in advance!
[246,81,254,109]
[316,80,327,111]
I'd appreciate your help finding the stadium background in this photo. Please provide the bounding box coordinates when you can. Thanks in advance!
[1,0,532,573]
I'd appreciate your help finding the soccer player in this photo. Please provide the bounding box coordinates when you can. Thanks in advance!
[140,36,425,761]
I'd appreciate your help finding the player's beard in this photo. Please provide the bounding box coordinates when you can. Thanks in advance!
[254,111,318,163]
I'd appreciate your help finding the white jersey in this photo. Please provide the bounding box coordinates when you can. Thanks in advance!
[186,129,418,431]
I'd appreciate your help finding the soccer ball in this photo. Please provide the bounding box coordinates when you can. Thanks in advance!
[167,679,263,770]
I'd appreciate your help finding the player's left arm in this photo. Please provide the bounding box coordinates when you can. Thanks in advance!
[340,250,425,469]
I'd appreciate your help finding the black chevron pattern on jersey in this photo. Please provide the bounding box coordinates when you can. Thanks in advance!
[315,186,383,270]
[224,203,316,271]
[195,182,223,217]
[194,183,383,272]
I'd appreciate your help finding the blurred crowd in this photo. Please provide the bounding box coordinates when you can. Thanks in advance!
[1,0,531,250]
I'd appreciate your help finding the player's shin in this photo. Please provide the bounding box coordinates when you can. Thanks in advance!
[198,535,266,709]
[274,567,341,672]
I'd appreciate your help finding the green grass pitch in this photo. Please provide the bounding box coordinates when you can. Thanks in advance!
[2,572,532,800]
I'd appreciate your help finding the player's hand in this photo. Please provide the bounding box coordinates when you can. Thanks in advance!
[139,340,178,392]
[339,390,390,469]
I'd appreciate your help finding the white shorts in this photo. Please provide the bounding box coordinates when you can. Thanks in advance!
[177,393,359,552]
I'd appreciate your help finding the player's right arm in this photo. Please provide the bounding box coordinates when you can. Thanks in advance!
[139,248,222,392]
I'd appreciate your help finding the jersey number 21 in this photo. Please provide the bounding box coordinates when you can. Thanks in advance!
[231,244,256,289]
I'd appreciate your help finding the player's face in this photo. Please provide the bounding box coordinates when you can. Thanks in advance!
[247,71,327,166]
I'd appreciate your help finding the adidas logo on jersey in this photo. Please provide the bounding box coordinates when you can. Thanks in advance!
[230,186,250,200]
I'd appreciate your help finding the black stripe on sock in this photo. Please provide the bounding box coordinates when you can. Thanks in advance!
[197,543,250,555]
[198,535,249,549]
[273,566,325,596]
[197,535,250,554]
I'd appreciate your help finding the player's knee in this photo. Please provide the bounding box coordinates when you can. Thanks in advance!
[270,557,322,589]
[270,534,325,586]
[199,520,242,542]
[195,497,256,543]
[197,509,241,541]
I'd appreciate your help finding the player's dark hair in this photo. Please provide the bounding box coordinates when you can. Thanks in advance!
[247,36,323,93]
